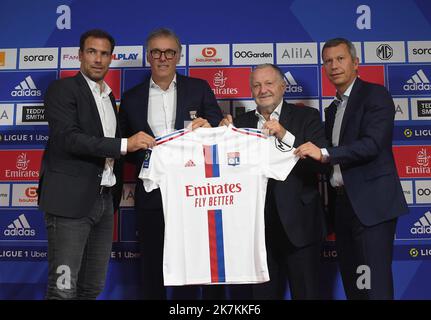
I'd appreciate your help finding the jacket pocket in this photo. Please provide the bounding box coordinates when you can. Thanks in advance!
[364,163,394,180]
[300,191,319,205]
[48,165,80,177]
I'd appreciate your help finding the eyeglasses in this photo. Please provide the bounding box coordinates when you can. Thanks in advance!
[149,49,177,60]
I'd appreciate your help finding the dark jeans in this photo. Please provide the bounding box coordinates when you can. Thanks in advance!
[45,192,114,300]
[334,192,398,300]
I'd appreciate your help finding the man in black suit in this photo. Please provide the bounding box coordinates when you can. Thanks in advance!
[119,28,223,299]
[38,29,153,299]
[220,64,327,299]
[295,38,409,299]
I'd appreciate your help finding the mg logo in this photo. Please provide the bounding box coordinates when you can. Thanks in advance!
[202,47,217,58]
[376,44,393,60]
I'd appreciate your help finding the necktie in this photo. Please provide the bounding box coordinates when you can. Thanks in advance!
[331,95,344,147]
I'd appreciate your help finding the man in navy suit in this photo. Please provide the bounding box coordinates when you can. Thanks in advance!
[220,64,328,299]
[119,28,223,299]
[295,38,408,299]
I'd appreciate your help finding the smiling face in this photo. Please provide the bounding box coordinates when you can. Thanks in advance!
[322,43,359,94]
[79,36,112,84]
[147,36,181,84]
[250,66,286,113]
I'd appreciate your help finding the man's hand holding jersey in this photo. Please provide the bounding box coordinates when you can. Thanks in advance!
[219,114,287,140]
[127,131,156,152]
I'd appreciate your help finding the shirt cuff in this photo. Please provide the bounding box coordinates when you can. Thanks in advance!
[281,130,295,148]
[121,138,128,155]
[321,148,330,163]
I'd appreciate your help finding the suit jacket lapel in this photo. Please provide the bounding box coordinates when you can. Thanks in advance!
[141,78,155,137]
[174,73,186,129]
[109,93,121,138]
[339,78,362,142]
[75,72,104,137]
[325,103,337,145]
[279,101,293,132]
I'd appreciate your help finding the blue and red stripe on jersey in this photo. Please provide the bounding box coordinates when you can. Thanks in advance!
[232,127,267,139]
[207,209,226,283]
[203,144,220,178]
[156,129,191,146]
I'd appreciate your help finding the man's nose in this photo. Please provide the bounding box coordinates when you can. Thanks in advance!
[94,52,102,63]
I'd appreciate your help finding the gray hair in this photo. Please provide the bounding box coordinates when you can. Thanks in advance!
[145,27,182,53]
[322,37,357,60]
[250,63,286,86]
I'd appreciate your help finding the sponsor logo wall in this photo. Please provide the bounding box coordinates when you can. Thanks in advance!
[0,33,430,299]
[1,41,430,247]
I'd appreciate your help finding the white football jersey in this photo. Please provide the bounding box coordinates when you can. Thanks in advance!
[139,125,298,286]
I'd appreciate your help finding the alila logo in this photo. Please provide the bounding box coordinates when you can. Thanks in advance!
[4,214,36,237]
[284,71,302,93]
[11,76,42,97]
[403,69,431,91]
[411,211,431,235]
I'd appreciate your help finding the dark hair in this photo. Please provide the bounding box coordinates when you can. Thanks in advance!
[79,29,115,54]
[322,37,357,60]
[145,27,182,53]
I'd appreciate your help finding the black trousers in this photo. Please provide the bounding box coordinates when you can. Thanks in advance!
[251,207,322,300]
[334,192,398,300]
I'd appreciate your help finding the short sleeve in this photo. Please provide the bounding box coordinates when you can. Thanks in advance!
[262,136,299,181]
[138,148,162,192]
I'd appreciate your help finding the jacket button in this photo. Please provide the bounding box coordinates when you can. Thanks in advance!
[98,173,102,178]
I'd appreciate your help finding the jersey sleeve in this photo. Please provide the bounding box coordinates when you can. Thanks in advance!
[262,136,299,181]
[138,148,162,192]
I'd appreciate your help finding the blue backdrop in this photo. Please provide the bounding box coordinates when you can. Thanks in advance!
[0,0,430,299]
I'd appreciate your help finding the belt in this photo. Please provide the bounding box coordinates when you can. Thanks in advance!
[334,186,346,196]
[99,186,112,194]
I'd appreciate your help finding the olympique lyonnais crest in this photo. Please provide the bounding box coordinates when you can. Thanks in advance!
[227,152,240,166]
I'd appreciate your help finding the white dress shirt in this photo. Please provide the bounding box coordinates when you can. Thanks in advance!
[81,72,123,187]
[148,75,177,137]
[255,100,295,148]
[321,78,356,187]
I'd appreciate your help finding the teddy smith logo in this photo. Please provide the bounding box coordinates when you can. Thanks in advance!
[185,182,242,207]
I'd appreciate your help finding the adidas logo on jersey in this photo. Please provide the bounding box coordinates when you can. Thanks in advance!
[4,214,36,236]
[284,71,303,93]
[403,69,431,91]
[410,211,431,234]
[11,76,42,97]
[185,159,196,167]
